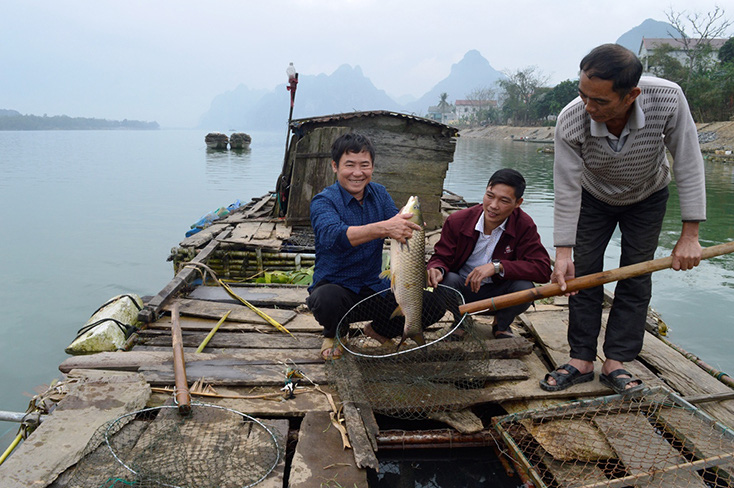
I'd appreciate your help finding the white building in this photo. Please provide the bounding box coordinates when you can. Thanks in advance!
[638,37,728,72]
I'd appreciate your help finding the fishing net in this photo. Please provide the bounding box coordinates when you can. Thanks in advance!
[494,387,734,488]
[328,284,494,420]
[67,403,281,488]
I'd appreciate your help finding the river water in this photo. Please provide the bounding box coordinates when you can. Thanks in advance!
[1,129,733,461]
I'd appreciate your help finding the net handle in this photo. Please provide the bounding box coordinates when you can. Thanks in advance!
[171,303,191,415]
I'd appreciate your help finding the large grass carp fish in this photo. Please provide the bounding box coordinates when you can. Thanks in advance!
[387,195,427,349]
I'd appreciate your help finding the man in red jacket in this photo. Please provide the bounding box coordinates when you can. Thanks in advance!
[427,168,552,338]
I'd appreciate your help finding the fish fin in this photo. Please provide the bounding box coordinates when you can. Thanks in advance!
[413,332,426,346]
[379,268,391,280]
[389,305,404,319]
[395,336,406,352]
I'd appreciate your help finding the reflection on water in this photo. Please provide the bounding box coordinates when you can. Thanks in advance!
[369,448,516,487]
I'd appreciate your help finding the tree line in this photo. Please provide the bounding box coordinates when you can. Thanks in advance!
[0,112,159,130]
[452,7,733,127]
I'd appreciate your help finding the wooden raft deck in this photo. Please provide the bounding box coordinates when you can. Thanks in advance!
[4,282,734,487]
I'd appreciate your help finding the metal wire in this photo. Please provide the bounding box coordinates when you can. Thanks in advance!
[494,387,734,488]
[328,285,495,420]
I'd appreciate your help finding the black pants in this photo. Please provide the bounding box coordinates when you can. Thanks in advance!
[441,272,535,331]
[306,282,448,339]
[569,187,668,363]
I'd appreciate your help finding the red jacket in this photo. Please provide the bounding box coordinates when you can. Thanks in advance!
[427,204,552,284]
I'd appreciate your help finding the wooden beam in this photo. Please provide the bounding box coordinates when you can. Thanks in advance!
[138,227,232,323]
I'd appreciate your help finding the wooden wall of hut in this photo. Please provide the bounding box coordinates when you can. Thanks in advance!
[278,111,459,230]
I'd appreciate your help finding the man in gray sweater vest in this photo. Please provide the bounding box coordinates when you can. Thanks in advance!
[540,43,706,394]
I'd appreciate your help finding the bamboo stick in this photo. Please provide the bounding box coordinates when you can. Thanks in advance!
[170,303,191,415]
[195,310,231,353]
[459,241,734,315]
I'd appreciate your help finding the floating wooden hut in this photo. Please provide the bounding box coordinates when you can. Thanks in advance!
[229,132,252,149]
[276,110,459,230]
[3,111,734,488]
[204,131,229,150]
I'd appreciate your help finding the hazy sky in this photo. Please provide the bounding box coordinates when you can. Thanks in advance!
[2,0,731,127]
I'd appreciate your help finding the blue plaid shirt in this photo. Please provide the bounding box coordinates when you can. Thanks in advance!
[309,181,398,293]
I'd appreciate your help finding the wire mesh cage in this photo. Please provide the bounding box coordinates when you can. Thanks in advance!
[328,284,496,420]
[67,403,281,488]
[494,387,734,488]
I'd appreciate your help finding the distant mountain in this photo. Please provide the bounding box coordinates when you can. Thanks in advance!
[404,50,506,113]
[198,65,402,130]
[0,109,21,117]
[198,84,268,131]
[616,18,682,54]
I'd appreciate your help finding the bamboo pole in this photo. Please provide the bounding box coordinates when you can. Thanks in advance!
[195,310,231,353]
[459,241,734,315]
[170,303,191,415]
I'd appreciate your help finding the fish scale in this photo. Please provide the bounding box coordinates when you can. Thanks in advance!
[388,195,426,348]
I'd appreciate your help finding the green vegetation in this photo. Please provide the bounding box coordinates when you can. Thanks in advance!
[459,7,732,127]
[0,111,159,130]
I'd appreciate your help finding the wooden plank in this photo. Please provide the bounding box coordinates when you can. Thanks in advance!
[0,370,150,488]
[162,298,296,325]
[147,313,319,333]
[594,413,708,487]
[188,284,308,308]
[275,222,292,240]
[288,411,368,488]
[227,221,264,243]
[655,406,734,480]
[523,310,663,392]
[342,403,379,470]
[178,223,229,248]
[396,359,529,382]
[252,419,289,488]
[139,228,231,322]
[59,349,324,373]
[138,330,320,349]
[253,222,276,240]
[285,126,349,226]
[139,359,327,386]
[540,453,611,488]
[638,332,734,427]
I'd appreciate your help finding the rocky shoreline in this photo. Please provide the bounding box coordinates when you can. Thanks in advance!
[460,121,734,159]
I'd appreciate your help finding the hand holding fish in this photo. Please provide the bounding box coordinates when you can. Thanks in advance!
[383,211,422,244]
[427,267,444,288]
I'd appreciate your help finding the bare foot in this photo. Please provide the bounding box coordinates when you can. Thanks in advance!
[364,323,389,344]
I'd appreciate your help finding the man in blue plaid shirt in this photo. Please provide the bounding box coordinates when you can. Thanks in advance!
[307,133,422,360]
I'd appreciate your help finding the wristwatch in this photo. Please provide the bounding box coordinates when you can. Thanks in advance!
[492,259,502,276]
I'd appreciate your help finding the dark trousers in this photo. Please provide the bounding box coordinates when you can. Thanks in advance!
[306,282,447,339]
[569,188,668,363]
[441,271,535,331]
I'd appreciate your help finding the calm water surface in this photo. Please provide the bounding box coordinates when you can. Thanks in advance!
[1,130,733,462]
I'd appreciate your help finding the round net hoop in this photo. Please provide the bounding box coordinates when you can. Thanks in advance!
[329,284,492,420]
[68,402,281,488]
[335,284,469,358]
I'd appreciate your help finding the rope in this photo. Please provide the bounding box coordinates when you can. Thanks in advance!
[183,262,295,338]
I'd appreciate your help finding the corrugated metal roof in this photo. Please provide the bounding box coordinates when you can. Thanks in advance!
[289,110,459,135]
